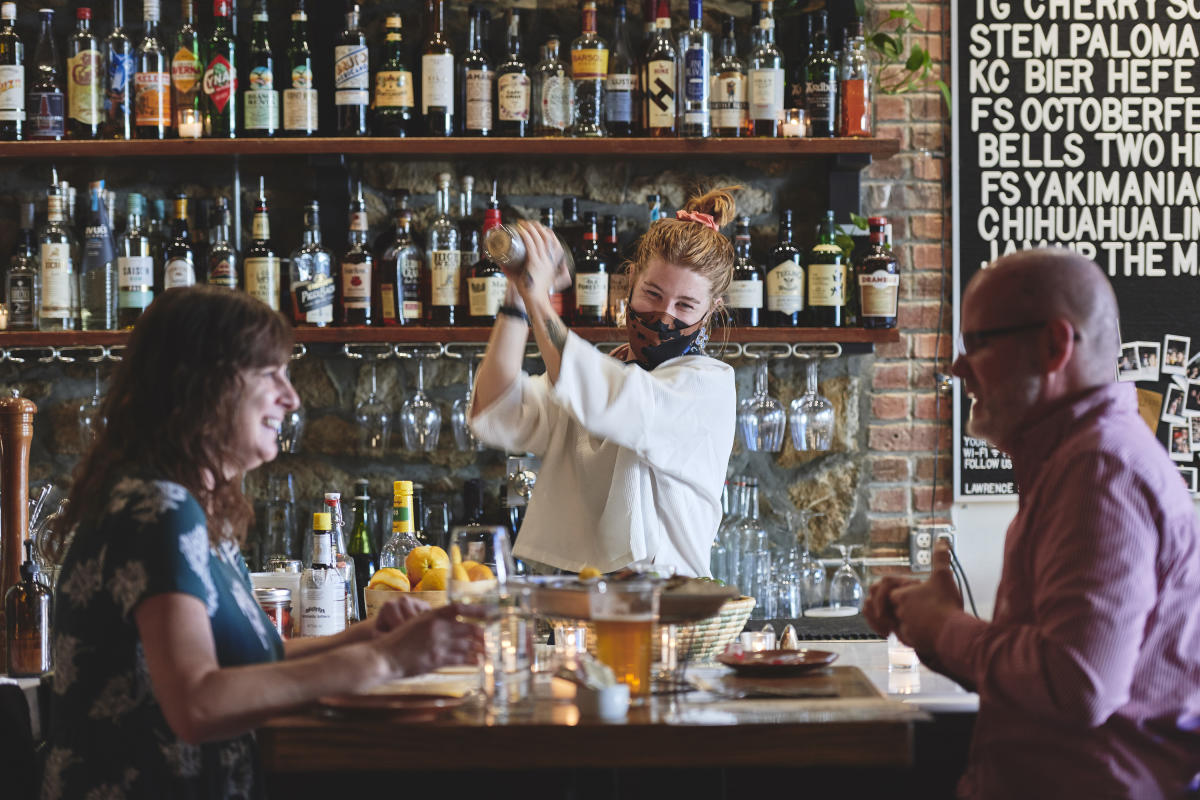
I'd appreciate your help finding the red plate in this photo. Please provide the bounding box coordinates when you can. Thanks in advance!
[716,649,838,677]
[317,692,466,720]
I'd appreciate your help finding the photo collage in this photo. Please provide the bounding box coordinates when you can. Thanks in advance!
[1126,334,1200,494]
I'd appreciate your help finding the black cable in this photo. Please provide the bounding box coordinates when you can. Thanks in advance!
[947,543,979,618]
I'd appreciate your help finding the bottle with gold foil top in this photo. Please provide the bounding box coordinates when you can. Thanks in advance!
[806,210,847,327]
[244,177,280,310]
[160,194,196,290]
[135,0,171,139]
[373,14,413,137]
[171,0,202,138]
[203,0,237,138]
[5,541,52,677]
[569,0,608,137]
[67,7,103,139]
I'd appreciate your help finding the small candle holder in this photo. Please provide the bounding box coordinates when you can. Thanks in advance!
[781,108,807,138]
[177,109,203,139]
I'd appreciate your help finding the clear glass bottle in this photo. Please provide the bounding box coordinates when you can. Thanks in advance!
[5,541,52,677]
[324,492,359,624]
[67,7,103,140]
[347,480,376,616]
[205,197,238,288]
[716,477,745,584]
[373,14,414,137]
[767,208,803,327]
[458,174,479,278]
[288,201,334,326]
[380,480,422,569]
[727,215,763,327]
[299,512,346,637]
[203,0,237,138]
[27,8,65,140]
[710,15,746,138]
[334,3,369,136]
[244,177,280,310]
[103,0,133,139]
[39,182,77,331]
[244,0,279,137]
[460,5,493,136]
[80,180,116,330]
[805,10,837,138]
[736,478,771,619]
[569,0,608,137]
[338,181,373,326]
[838,17,872,137]
[677,0,711,138]
[160,194,196,290]
[605,0,635,137]
[377,192,424,326]
[421,0,455,136]
[171,0,202,138]
[117,192,152,328]
[641,0,676,137]
[532,36,572,136]
[426,172,462,325]
[135,0,170,140]
[0,2,25,142]
[748,0,783,137]
[495,9,529,137]
[5,201,38,329]
[282,0,317,136]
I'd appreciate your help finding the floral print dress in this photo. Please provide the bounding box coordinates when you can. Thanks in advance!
[43,477,284,800]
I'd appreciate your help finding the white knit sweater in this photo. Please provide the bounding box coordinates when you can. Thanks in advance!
[469,332,735,577]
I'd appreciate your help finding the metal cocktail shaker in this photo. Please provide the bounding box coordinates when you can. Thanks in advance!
[483,223,575,277]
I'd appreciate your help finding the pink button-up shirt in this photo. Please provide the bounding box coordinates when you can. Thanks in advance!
[936,383,1200,799]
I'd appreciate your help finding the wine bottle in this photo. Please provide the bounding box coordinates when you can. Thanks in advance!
[748,0,783,137]
[244,0,279,137]
[766,209,803,327]
[338,182,373,326]
[806,210,846,327]
[160,194,196,291]
[677,0,711,138]
[103,0,133,139]
[117,193,153,328]
[573,212,609,325]
[203,0,237,138]
[288,202,334,327]
[604,214,628,326]
[244,177,280,310]
[27,9,65,141]
[426,173,462,325]
[495,9,529,137]
[569,0,608,137]
[727,216,763,327]
[805,10,837,138]
[856,216,899,329]
[282,0,317,136]
[347,481,376,618]
[0,3,24,141]
[466,188,506,325]
[335,4,370,136]
[171,0,202,138]
[710,15,746,137]
[373,15,414,137]
[641,0,676,137]
[605,0,636,137]
[206,197,238,288]
[135,0,170,139]
[67,7,103,140]
[39,182,76,330]
[421,0,455,137]
[460,5,493,136]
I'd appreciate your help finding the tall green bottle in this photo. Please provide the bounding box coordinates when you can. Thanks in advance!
[202,0,237,137]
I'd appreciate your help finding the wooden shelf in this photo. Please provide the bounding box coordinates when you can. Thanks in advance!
[0,136,900,160]
[0,326,898,349]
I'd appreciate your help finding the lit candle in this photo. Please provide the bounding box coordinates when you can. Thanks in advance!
[178,120,203,139]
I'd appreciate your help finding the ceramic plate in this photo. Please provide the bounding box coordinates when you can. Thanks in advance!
[716,649,838,677]
[317,692,465,720]
[803,606,860,618]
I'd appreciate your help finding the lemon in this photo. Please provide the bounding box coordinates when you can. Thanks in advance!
[467,563,495,582]
[366,567,411,592]
[406,546,450,585]
[416,567,449,591]
[578,566,601,580]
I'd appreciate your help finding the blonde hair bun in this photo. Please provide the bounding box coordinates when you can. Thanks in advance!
[683,185,741,230]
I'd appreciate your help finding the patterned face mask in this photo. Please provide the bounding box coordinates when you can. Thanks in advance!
[626,306,705,369]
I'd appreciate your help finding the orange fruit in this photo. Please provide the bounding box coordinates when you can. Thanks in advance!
[405,546,450,586]
[366,567,410,592]
[452,563,471,582]
[416,567,449,591]
[467,563,494,582]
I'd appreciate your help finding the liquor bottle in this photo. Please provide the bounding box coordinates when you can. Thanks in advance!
[0,3,23,141]
[539,206,567,318]
[570,0,608,137]
[244,0,278,137]
[80,180,117,330]
[495,8,529,137]
[135,0,170,139]
[373,14,414,137]
[324,492,359,624]
[160,194,196,290]
[5,202,38,329]
[710,15,746,137]
[171,0,202,138]
[347,480,376,616]
[377,193,424,325]
[766,209,803,326]
[299,512,346,637]
[117,192,152,328]
[334,4,369,136]
[677,0,711,137]
[67,8,103,139]
[39,183,77,331]
[282,0,317,136]
[203,0,237,138]
[102,0,133,139]
[807,210,846,326]
[458,175,479,278]
[748,0,783,137]
[421,0,455,137]
[856,216,899,329]
[532,36,571,136]
[460,5,493,136]
[790,13,811,113]
[27,9,65,140]
[805,11,837,138]
[466,188,506,325]
[641,0,676,137]
[641,0,657,46]
[289,202,334,326]
[244,178,279,310]
[727,216,763,326]
[605,0,635,137]
[4,541,52,677]
[206,197,238,288]
[838,18,872,138]
[647,192,663,227]
[604,214,627,326]
[425,173,461,324]
[573,212,609,325]
[339,182,373,325]
[559,196,585,264]
[379,480,421,570]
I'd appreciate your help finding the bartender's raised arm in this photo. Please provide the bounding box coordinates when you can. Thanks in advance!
[470,281,531,417]
[510,221,571,384]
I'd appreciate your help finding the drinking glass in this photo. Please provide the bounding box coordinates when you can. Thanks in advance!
[399,356,441,452]
[828,544,864,611]
[737,357,786,452]
[789,357,835,452]
[277,404,306,454]
[262,474,299,564]
[589,579,660,702]
[355,362,392,457]
[423,501,451,550]
[77,365,104,451]
[451,355,484,452]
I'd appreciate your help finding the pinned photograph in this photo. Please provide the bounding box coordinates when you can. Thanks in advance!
[1169,424,1194,461]
[1117,344,1141,382]
[1162,384,1187,423]
[1164,335,1191,375]
[1138,342,1161,382]
[1179,466,1198,494]
[1188,352,1200,381]
[1187,381,1200,417]
[1191,417,1200,451]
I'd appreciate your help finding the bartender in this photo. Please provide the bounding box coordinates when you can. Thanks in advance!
[469,187,738,577]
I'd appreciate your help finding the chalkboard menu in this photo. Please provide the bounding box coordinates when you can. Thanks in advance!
[952,1,1200,499]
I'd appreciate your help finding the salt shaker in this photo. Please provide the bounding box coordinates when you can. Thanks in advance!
[779,623,800,651]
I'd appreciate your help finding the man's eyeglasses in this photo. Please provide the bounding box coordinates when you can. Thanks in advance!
[955,321,1058,357]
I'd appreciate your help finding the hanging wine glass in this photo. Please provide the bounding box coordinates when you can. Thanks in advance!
[77,364,105,452]
[399,355,441,452]
[737,356,786,452]
[827,544,864,611]
[789,356,835,452]
[355,361,392,457]
[451,353,484,452]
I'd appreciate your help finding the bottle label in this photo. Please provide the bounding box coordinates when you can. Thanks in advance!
[645,60,676,127]
[726,279,763,309]
[430,250,460,307]
[244,67,278,129]
[68,48,104,125]
[749,67,783,121]
[134,71,171,126]
[203,54,235,113]
[6,274,33,322]
[710,72,746,129]
[341,261,371,307]
[608,271,629,310]
[400,253,422,319]
[541,74,570,130]
[0,64,23,120]
[27,91,65,137]
[767,259,804,314]
[252,212,270,240]
[604,73,634,123]
[171,46,202,93]
[295,273,334,322]
[465,69,493,131]
[334,44,369,105]
[859,271,899,317]
[380,284,397,322]
[571,48,609,80]
[244,255,279,310]
[808,259,847,307]
[39,243,73,319]
[421,53,454,113]
[375,69,414,108]
[575,272,609,308]
[106,49,133,116]
[283,82,318,131]
[497,73,530,121]
[84,221,116,268]
[164,257,196,288]
[467,274,508,317]
[300,568,345,637]
[683,47,708,103]
[206,257,234,287]
[806,78,835,124]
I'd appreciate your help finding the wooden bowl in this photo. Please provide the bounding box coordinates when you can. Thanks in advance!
[364,588,448,617]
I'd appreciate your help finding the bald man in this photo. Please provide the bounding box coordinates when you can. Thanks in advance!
[865,249,1200,799]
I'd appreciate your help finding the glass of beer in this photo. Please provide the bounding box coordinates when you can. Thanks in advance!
[590,579,660,702]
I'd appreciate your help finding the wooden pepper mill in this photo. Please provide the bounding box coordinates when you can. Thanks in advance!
[0,390,37,673]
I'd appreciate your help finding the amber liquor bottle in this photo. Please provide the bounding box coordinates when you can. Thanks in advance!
[727,216,764,326]
[5,542,52,677]
[338,182,374,325]
[856,216,899,329]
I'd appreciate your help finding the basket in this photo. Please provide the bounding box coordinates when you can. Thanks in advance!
[569,596,756,664]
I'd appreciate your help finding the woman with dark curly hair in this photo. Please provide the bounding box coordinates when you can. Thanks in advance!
[43,286,481,799]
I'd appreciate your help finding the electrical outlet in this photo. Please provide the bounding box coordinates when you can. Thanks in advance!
[910,528,933,572]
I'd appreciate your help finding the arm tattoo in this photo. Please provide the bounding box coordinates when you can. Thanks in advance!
[544,315,568,354]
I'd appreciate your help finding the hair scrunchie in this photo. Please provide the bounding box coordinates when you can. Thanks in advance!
[675,209,720,232]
